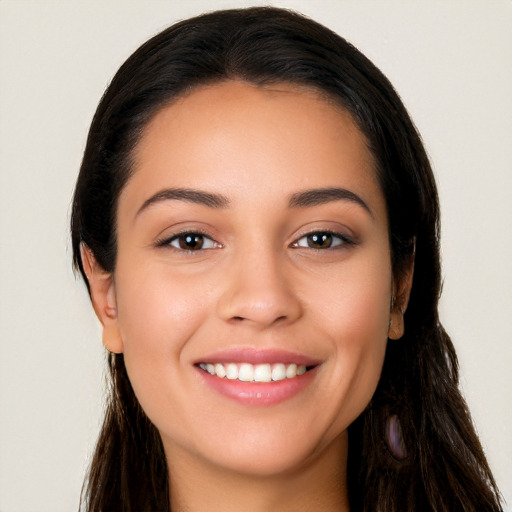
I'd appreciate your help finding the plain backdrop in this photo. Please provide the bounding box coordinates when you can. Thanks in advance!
[0,1,511,511]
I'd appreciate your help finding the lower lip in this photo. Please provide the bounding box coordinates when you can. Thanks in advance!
[196,367,317,406]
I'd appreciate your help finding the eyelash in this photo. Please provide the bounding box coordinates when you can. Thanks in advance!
[156,230,354,252]
[155,231,221,252]
[291,231,354,250]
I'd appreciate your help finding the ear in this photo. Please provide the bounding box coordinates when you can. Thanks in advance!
[388,254,414,340]
[80,244,124,353]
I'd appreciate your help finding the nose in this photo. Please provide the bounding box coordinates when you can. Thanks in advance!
[216,248,303,329]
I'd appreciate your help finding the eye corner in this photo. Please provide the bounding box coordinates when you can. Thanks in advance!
[155,231,222,252]
[290,230,356,250]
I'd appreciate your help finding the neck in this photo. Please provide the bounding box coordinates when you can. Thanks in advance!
[165,433,350,512]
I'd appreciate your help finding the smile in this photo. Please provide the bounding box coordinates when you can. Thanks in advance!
[198,362,308,382]
[195,349,320,405]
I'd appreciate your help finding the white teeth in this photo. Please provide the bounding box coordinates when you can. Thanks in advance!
[226,363,238,380]
[238,363,254,382]
[214,363,226,378]
[199,362,308,382]
[271,363,286,381]
[254,364,272,382]
[285,363,297,378]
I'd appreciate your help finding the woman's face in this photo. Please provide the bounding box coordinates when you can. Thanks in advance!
[90,81,397,477]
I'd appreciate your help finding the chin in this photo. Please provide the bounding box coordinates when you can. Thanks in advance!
[193,425,346,478]
[208,444,319,478]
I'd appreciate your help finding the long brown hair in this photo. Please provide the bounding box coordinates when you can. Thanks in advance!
[72,7,503,511]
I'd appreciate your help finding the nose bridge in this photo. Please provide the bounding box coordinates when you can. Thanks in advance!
[217,238,302,327]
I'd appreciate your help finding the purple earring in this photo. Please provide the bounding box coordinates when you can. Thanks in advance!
[385,414,408,461]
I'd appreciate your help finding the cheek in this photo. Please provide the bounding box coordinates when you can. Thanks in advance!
[323,282,390,377]
[113,264,212,402]
[115,255,215,340]
[311,252,392,343]
[308,257,392,426]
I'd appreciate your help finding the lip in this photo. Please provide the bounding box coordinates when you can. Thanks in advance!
[194,348,321,406]
[194,347,321,366]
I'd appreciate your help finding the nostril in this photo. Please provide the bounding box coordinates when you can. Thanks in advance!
[231,315,288,324]
[231,314,289,324]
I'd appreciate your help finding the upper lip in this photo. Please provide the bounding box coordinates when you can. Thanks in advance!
[195,348,321,367]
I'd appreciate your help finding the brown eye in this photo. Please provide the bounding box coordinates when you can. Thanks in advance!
[306,233,333,249]
[293,231,349,249]
[169,233,217,251]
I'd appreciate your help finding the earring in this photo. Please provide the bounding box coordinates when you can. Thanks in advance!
[385,414,408,461]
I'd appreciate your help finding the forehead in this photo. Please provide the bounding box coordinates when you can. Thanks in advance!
[121,80,384,219]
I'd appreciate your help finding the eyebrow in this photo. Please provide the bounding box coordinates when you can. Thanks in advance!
[135,186,372,218]
[136,187,230,217]
[288,187,372,216]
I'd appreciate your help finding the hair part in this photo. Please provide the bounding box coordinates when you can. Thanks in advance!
[72,7,503,511]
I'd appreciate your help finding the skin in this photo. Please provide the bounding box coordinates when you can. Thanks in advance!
[83,81,410,512]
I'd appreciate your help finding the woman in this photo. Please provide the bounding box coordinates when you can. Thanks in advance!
[71,7,503,511]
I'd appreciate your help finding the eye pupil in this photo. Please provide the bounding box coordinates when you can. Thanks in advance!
[180,234,204,250]
[308,233,332,248]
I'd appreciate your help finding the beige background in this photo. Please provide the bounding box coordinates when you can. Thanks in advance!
[0,1,511,510]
